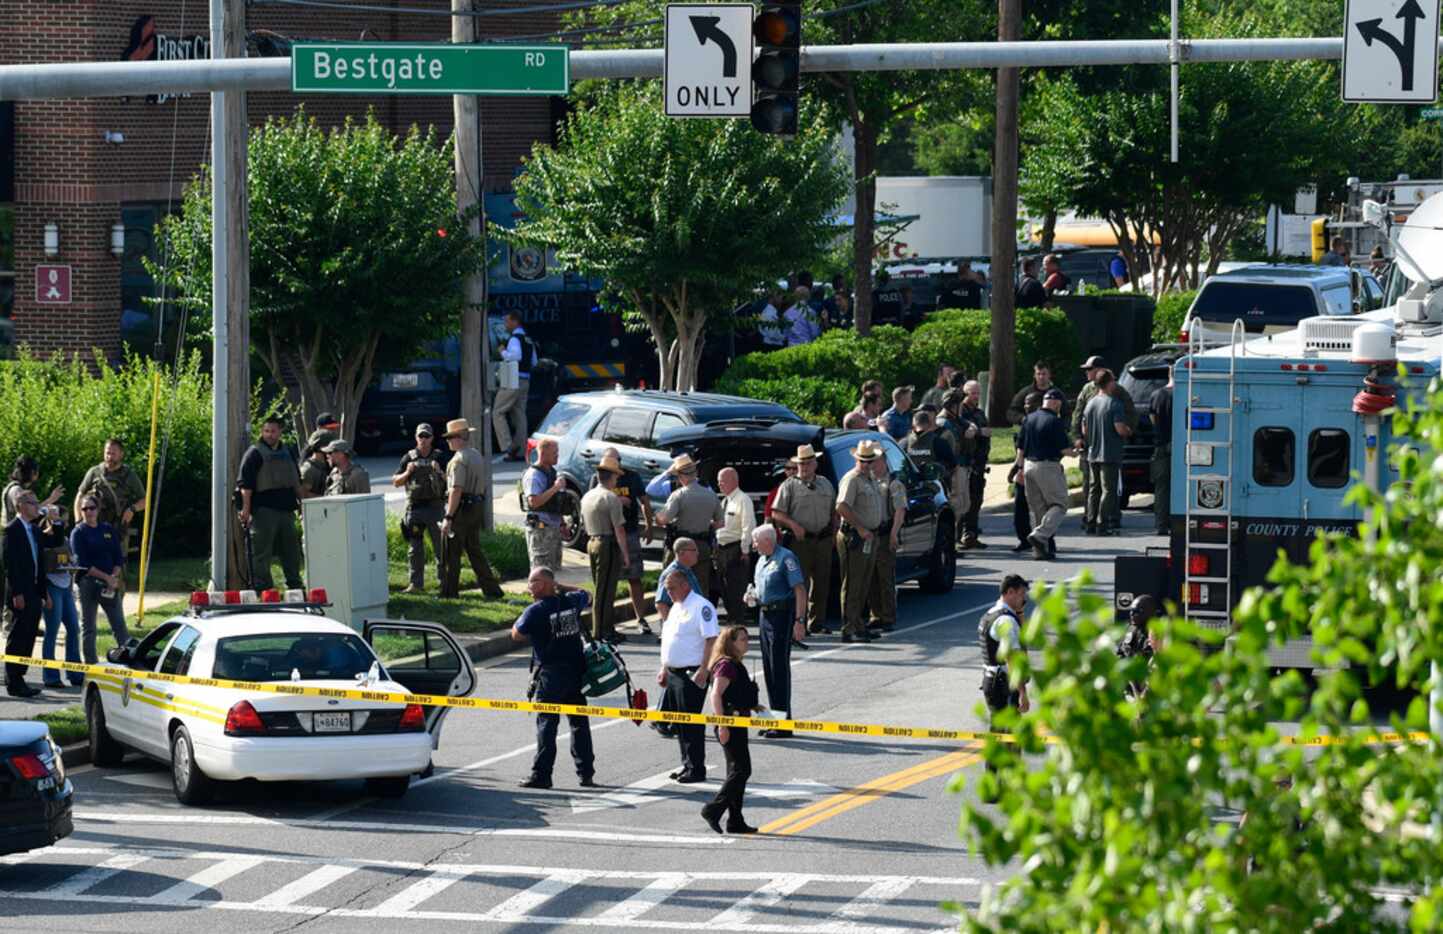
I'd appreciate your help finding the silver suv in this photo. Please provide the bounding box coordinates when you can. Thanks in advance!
[1179,265,1357,345]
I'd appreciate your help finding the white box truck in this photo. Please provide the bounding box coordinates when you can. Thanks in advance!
[875,176,992,262]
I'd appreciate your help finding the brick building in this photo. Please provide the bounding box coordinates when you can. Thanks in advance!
[0,0,564,360]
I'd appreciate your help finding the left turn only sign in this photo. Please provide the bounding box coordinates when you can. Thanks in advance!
[664,4,755,117]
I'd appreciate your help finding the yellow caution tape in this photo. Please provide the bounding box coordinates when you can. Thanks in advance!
[2,654,1431,748]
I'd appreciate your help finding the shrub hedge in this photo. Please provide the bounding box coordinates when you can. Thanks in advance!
[384,510,530,582]
[0,351,213,555]
[713,307,1083,426]
[1153,289,1197,343]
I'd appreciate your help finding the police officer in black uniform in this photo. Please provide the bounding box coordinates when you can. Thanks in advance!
[979,574,1030,732]
[1116,594,1160,699]
[512,567,597,790]
[392,423,449,593]
[237,416,304,591]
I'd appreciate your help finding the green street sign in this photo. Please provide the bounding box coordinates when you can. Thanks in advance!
[1422,107,1443,118]
[291,43,569,96]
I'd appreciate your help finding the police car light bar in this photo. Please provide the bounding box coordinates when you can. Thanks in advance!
[187,588,332,615]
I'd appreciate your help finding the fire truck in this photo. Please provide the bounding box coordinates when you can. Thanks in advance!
[1118,192,1443,668]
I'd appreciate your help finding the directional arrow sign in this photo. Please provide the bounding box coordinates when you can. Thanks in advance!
[1343,0,1440,103]
[664,4,754,117]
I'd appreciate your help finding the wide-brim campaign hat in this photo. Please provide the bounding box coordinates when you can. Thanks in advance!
[794,444,818,462]
[597,453,624,474]
[669,453,698,474]
[442,418,472,439]
[853,439,883,462]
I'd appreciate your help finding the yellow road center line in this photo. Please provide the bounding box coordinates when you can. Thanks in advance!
[758,751,972,833]
[761,750,980,836]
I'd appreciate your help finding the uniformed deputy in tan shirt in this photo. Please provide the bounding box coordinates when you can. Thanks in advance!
[438,418,503,599]
[867,454,909,631]
[656,454,722,598]
[770,444,837,635]
[835,440,886,641]
[581,454,631,641]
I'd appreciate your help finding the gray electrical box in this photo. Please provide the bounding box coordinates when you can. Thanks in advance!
[302,493,389,629]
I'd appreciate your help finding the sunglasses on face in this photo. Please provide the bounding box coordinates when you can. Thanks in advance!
[82,505,98,512]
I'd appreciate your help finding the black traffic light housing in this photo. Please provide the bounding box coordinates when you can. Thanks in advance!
[752,1,800,135]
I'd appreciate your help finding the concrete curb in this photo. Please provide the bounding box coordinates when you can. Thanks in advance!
[61,740,90,770]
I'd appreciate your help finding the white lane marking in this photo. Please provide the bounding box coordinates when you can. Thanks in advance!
[593,872,690,924]
[148,856,263,904]
[100,771,173,790]
[709,874,813,927]
[413,718,628,790]
[830,876,916,922]
[38,852,149,896]
[73,810,730,847]
[571,771,833,816]
[372,866,475,915]
[476,870,592,921]
[247,864,359,909]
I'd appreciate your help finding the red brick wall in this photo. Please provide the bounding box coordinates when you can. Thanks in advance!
[1,0,561,360]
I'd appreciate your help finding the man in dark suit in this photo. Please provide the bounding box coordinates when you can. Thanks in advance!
[6,490,52,697]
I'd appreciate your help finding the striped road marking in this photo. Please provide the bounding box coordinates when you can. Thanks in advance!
[0,844,974,932]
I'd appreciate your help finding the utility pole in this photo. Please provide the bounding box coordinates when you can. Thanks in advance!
[210,0,250,589]
[988,0,1021,426]
[453,0,493,529]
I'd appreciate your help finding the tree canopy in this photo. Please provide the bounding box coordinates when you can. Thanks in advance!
[507,86,848,390]
[155,111,484,435]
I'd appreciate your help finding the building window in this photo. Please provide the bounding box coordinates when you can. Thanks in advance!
[120,203,180,359]
[1252,427,1295,487]
[1307,428,1350,489]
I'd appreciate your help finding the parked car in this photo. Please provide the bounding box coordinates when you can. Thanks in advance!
[662,420,958,612]
[355,361,457,454]
[1117,348,1185,509]
[1178,264,1356,345]
[527,390,802,548]
[86,592,475,805]
[0,720,73,856]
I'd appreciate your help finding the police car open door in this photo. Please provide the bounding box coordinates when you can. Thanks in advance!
[362,620,476,748]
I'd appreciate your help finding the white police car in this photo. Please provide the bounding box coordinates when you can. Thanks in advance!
[84,589,475,805]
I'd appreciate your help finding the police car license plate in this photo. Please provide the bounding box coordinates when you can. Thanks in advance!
[313,712,352,733]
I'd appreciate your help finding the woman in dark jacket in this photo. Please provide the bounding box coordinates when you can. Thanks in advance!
[701,624,760,835]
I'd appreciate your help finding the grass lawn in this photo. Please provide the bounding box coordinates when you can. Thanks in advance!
[989,426,1017,464]
[37,705,88,746]
[136,555,211,593]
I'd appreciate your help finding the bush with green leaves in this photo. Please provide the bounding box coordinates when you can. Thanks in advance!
[0,351,213,555]
[714,307,1080,425]
[1153,289,1197,344]
[960,380,1443,931]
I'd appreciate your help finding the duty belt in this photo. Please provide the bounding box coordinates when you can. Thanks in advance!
[760,598,792,611]
[667,665,699,676]
[460,494,484,506]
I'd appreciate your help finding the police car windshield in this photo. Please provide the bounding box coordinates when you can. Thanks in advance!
[214,633,377,682]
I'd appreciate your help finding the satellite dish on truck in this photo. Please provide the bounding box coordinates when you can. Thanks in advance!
[1394,191,1443,283]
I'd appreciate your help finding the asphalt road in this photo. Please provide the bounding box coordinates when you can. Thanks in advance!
[1,505,1142,933]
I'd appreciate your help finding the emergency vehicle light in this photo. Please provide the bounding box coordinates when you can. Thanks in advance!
[308,588,328,604]
[284,589,305,603]
[223,590,242,605]
[189,591,210,608]
[1190,412,1214,430]
[261,589,282,603]
[240,591,259,605]
[1188,553,1209,576]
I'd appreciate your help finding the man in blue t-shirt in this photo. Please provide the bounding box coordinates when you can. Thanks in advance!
[512,568,596,790]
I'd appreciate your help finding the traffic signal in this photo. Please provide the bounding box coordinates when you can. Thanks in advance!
[1310,216,1328,262]
[752,0,801,135]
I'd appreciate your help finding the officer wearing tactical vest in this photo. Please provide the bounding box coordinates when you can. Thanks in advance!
[495,312,538,463]
[237,416,305,591]
[299,413,341,498]
[512,567,597,790]
[907,409,957,486]
[865,449,907,634]
[392,423,449,593]
[770,444,836,636]
[439,419,505,599]
[656,453,722,599]
[323,440,371,495]
[938,388,979,546]
[979,574,1031,730]
[521,437,569,574]
[835,439,886,643]
[957,381,992,549]
[73,437,146,558]
[580,453,631,642]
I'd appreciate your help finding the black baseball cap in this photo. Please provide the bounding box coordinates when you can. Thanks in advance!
[315,412,341,429]
[1043,388,1066,402]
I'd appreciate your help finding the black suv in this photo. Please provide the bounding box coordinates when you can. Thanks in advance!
[1117,348,1183,508]
[662,420,957,610]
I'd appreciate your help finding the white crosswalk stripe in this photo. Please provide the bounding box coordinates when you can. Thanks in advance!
[0,844,970,932]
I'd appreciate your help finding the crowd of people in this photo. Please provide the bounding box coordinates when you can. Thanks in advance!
[3,444,146,697]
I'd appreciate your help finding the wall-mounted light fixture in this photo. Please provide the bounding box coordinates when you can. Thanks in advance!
[111,223,126,257]
[43,223,59,257]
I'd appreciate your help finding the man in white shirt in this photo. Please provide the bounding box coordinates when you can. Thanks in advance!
[714,467,755,626]
[495,312,538,463]
[655,570,719,783]
[758,288,785,348]
[784,287,819,346]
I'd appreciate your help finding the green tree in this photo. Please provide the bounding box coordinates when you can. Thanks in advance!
[507,86,848,391]
[154,112,484,436]
[960,381,1443,930]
